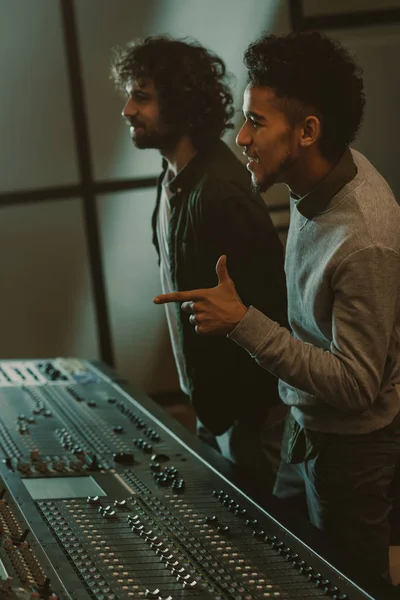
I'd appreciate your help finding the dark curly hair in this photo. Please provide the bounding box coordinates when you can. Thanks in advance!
[111,36,234,148]
[244,31,365,161]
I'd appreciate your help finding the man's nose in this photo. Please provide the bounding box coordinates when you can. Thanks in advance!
[236,123,251,148]
[122,97,137,119]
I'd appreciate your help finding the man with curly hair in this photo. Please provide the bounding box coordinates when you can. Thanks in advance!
[154,32,400,578]
[111,36,288,490]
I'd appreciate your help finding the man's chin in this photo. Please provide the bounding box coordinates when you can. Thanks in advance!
[131,135,153,150]
[131,133,175,152]
[251,175,274,195]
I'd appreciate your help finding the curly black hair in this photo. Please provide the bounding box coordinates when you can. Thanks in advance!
[111,36,234,148]
[244,31,365,161]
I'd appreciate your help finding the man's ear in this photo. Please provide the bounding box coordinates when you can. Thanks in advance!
[299,115,321,148]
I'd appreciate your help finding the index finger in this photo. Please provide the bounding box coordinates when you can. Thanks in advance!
[153,289,205,305]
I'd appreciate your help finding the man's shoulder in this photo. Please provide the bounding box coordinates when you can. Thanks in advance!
[342,149,400,251]
[350,149,396,201]
[191,141,254,199]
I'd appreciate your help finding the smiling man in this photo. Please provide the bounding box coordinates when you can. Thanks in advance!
[111,36,288,490]
[154,32,400,579]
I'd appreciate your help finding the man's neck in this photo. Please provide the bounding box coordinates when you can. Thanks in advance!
[287,150,339,198]
[162,135,197,176]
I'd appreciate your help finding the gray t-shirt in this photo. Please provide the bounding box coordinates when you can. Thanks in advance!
[157,169,190,396]
[229,148,400,435]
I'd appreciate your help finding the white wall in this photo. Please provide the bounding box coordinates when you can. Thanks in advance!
[329,23,400,200]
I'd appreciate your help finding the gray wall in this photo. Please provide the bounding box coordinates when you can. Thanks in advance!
[0,0,399,395]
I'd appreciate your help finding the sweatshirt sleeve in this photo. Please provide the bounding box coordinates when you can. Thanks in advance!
[228,244,400,413]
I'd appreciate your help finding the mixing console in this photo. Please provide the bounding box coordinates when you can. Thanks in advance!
[0,359,395,600]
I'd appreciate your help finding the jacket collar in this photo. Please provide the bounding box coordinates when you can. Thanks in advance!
[160,139,224,195]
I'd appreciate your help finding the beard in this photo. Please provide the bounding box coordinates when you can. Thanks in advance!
[130,121,183,153]
[251,174,277,194]
[251,152,297,194]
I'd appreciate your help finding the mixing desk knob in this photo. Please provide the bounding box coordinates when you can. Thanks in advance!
[172,479,185,492]
[204,516,218,524]
[132,524,144,534]
[34,460,48,473]
[69,460,84,471]
[245,518,258,527]
[52,459,66,472]
[87,496,101,505]
[4,457,13,470]
[156,476,170,487]
[127,514,140,524]
[145,589,160,598]
[87,454,100,470]
[104,510,117,519]
[151,453,170,462]
[17,461,31,475]
[252,530,265,540]
[286,552,300,563]
[217,525,230,534]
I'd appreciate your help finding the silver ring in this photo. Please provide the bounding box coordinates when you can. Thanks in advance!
[189,313,197,326]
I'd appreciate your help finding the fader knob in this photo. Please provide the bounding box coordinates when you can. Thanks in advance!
[145,590,160,598]
[3,457,12,470]
[151,453,170,462]
[87,496,101,505]
[87,455,100,470]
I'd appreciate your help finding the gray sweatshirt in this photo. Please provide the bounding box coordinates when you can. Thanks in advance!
[229,148,400,434]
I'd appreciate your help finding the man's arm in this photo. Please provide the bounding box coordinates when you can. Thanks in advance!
[155,245,400,413]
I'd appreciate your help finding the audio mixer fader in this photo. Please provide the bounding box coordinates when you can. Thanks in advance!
[0,358,395,599]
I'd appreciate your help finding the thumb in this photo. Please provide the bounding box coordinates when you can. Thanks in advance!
[216,255,230,285]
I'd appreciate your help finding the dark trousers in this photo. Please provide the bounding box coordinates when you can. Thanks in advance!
[197,402,287,493]
[274,422,400,578]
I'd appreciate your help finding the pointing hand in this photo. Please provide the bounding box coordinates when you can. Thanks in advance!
[153,255,247,335]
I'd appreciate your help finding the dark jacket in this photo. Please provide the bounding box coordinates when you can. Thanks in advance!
[152,140,288,435]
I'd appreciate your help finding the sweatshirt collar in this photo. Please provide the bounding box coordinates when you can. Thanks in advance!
[294,147,357,219]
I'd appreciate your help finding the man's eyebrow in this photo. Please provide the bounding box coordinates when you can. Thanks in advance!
[125,83,152,97]
[131,87,151,96]
[243,110,266,122]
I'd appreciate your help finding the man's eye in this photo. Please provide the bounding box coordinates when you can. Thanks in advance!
[133,92,149,101]
[251,120,260,129]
